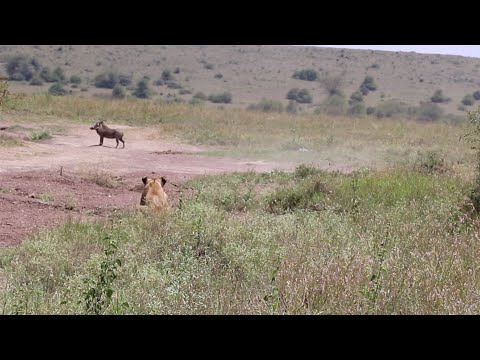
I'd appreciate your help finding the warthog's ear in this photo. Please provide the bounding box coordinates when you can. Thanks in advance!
[142,176,148,185]
[161,177,166,187]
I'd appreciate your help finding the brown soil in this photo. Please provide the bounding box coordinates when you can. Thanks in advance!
[0,123,295,246]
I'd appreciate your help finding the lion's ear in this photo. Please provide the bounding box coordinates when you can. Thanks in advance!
[161,177,167,187]
[142,176,148,185]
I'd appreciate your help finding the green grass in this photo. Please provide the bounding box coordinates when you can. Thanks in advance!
[1,164,478,314]
[29,131,52,141]
[0,134,22,147]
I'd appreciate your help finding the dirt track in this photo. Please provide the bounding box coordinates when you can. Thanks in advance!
[0,124,295,246]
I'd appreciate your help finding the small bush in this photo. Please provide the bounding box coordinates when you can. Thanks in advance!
[350,91,363,104]
[292,68,318,81]
[286,88,299,101]
[52,67,66,82]
[366,106,376,115]
[161,70,175,82]
[95,72,119,89]
[286,88,312,103]
[132,78,152,99]
[193,91,208,100]
[174,67,180,74]
[248,99,284,112]
[29,131,52,141]
[204,63,214,70]
[112,84,126,99]
[29,76,43,86]
[286,100,299,114]
[348,102,366,117]
[462,94,475,106]
[154,79,164,86]
[473,90,480,100]
[316,95,347,116]
[69,75,82,85]
[179,88,192,95]
[375,99,409,118]
[6,55,42,81]
[413,151,448,174]
[48,83,67,96]
[214,73,223,79]
[40,67,55,82]
[360,76,377,95]
[431,89,450,103]
[208,92,232,104]
[320,73,344,96]
[118,74,132,87]
[416,102,444,122]
[166,81,182,89]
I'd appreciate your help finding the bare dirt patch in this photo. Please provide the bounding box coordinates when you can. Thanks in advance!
[0,124,295,246]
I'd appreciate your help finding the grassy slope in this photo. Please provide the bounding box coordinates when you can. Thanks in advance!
[1,45,480,115]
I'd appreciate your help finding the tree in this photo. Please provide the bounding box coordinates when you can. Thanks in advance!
[132,78,152,98]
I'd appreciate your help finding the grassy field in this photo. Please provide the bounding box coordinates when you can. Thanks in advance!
[1,95,480,314]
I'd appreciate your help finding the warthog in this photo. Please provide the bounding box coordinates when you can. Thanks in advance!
[90,120,125,148]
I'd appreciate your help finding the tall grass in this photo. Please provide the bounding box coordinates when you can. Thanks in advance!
[1,165,478,314]
[2,93,475,166]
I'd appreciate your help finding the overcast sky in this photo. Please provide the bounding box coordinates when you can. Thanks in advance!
[309,45,480,58]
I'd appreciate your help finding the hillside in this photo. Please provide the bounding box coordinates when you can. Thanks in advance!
[1,45,480,116]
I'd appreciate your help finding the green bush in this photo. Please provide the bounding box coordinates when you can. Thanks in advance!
[29,76,43,86]
[248,99,284,112]
[161,70,175,82]
[208,92,232,104]
[214,73,223,79]
[473,91,480,100]
[48,83,67,96]
[39,67,55,82]
[431,89,450,103]
[286,88,299,101]
[112,84,126,99]
[360,76,377,95]
[286,100,299,114]
[316,95,347,116]
[375,99,409,118]
[292,68,318,81]
[193,91,208,101]
[348,102,366,117]
[350,91,363,104]
[462,94,475,106]
[6,55,42,81]
[132,78,152,99]
[52,67,66,82]
[95,72,119,89]
[319,73,344,96]
[69,75,82,85]
[415,102,444,122]
[286,88,312,103]
[366,106,376,115]
[118,74,132,87]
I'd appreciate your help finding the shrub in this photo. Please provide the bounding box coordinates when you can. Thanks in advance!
[174,67,180,74]
[179,88,192,95]
[166,81,182,89]
[348,102,366,117]
[320,73,344,96]
[416,102,444,122]
[473,90,480,100]
[161,70,175,82]
[286,100,299,114]
[69,75,82,85]
[154,79,164,86]
[208,92,232,103]
[292,68,318,81]
[286,88,299,101]
[350,91,363,104]
[132,78,152,99]
[360,76,377,95]
[6,55,42,81]
[94,72,119,89]
[248,99,284,112]
[193,91,207,100]
[118,74,132,87]
[431,89,450,103]
[48,83,67,96]
[316,94,347,116]
[52,67,66,82]
[112,84,126,99]
[462,94,475,106]
[40,67,55,82]
[204,63,214,70]
[214,73,223,79]
[29,76,43,86]
[366,106,376,115]
[375,99,409,118]
[413,151,448,174]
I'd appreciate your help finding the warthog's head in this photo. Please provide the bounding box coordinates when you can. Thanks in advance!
[90,121,105,130]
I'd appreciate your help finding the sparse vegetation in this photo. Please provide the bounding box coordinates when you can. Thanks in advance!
[248,99,284,113]
[112,84,126,99]
[132,78,152,99]
[208,92,232,104]
[6,55,42,81]
[431,89,450,103]
[319,73,344,96]
[70,75,82,85]
[48,83,67,96]
[462,94,475,106]
[286,88,312,104]
[29,131,52,141]
[292,68,318,81]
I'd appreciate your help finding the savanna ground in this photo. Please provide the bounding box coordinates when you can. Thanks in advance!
[1,93,480,314]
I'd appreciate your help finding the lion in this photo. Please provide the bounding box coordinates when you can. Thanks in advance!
[139,176,169,211]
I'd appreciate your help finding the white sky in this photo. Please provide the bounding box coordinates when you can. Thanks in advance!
[307,45,480,59]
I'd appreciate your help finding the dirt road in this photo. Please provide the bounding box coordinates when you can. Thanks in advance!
[0,124,295,246]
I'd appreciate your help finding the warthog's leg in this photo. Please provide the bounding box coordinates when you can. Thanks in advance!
[99,135,104,146]
[116,138,119,148]
[121,137,125,148]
